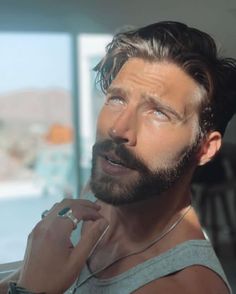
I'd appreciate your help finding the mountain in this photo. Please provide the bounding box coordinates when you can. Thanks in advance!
[0,88,72,126]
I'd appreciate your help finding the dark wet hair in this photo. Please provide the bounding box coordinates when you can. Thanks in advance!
[94,21,236,136]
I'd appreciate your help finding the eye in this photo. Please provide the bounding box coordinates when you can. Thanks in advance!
[153,109,169,121]
[105,96,125,106]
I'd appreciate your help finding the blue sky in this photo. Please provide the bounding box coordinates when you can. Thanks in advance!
[0,33,72,94]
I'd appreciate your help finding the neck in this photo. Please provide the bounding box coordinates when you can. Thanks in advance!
[101,181,192,244]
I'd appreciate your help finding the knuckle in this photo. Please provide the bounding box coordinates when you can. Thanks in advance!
[79,199,93,206]
[77,199,87,204]
[31,221,53,239]
[60,198,74,207]
[50,202,59,210]
[30,221,44,238]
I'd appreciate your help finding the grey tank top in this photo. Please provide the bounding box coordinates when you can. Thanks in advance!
[68,239,232,293]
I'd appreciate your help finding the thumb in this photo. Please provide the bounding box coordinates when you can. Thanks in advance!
[70,218,109,270]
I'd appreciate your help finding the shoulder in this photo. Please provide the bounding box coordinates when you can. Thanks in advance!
[133,265,230,294]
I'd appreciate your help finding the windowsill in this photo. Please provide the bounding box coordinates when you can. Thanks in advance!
[0,260,22,280]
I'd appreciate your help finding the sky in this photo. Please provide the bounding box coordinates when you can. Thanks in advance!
[0,33,72,94]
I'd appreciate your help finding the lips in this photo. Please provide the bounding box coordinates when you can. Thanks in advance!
[99,151,132,176]
[104,154,125,167]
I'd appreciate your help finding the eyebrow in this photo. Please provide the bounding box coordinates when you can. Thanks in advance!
[107,86,184,122]
[142,94,184,121]
[106,86,129,98]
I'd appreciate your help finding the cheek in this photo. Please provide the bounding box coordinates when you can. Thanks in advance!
[136,140,174,170]
[137,124,197,170]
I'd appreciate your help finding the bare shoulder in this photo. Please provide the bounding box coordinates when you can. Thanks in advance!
[133,265,230,294]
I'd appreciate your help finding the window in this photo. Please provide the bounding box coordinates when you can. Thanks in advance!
[0,33,74,263]
[0,32,112,264]
[77,34,112,186]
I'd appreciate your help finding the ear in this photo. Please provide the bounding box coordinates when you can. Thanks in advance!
[198,131,222,166]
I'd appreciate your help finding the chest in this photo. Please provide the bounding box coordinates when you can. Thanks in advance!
[86,238,163,279]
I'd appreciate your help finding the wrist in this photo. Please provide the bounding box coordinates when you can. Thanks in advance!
[8,282,45,294]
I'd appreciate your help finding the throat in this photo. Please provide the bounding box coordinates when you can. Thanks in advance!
[87,233,147,279]
[86,204,192,279]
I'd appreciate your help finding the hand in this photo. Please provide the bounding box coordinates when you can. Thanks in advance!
[18,199,108,294]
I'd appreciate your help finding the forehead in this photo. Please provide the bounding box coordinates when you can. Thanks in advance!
[110,58,202,114]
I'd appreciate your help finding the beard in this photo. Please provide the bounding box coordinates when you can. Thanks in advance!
[90,137,200,206]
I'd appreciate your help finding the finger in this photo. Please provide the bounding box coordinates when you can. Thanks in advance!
[46,206,103,235]
[40,202,59,218]
[46,200,100,218]
[40,205,103,241]
[72,199,101,210]
[59,213,103,235]
[60,198,101,210]
[73,206,103,222]
[51,199,101,216]
[69,218,109,270]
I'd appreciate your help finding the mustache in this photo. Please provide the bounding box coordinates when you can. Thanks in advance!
[92,139,149,173]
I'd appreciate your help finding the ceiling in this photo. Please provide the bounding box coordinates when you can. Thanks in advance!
[0,0,235,57]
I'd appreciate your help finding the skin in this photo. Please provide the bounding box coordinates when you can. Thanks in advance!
[0,199,109,294]
[0,58,228,293]
[91,58,220,245]
[85,58,226,292]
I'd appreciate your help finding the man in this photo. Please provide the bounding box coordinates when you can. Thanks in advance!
[1,21,236,293]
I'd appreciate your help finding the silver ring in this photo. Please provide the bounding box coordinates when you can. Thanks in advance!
[41,209,49,219]
[57,207,79,230]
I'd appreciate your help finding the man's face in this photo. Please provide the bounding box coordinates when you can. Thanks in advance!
[91,58,202,205]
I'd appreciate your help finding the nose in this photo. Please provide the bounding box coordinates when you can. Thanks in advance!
[108,109,137,146]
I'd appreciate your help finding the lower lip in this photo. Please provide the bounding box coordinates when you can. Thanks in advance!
[100,157,132,176]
